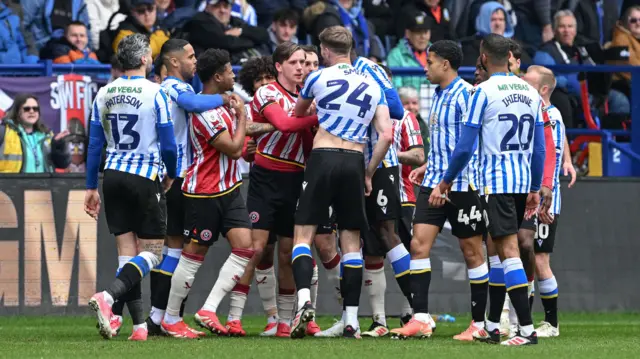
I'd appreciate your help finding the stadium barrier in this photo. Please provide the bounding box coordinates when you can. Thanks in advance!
[1,174,639,316]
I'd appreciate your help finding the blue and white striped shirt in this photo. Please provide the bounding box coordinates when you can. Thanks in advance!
[93,76,173,181]
[547,105,565,215]
[161,76,193,178]
[301,62,385,144]
[464,73,544,194]
[422,77,479,191]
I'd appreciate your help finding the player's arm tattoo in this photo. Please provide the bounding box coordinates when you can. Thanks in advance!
[246,122,276,136]
[398,147,425,166]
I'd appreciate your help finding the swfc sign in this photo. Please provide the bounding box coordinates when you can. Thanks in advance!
[0,178,98,310]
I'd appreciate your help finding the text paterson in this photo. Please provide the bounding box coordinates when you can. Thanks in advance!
[105,95,143,110]
[502,94,532,108]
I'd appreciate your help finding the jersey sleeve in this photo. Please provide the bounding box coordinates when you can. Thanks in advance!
[463,87,488,128]
[252,85,280,114]
[167,81,194,102]
[401,112,424,151]
[377,85,387,106]
[154,88,173,126]
[366,63,393,90]
[194,110,227,143]
[536,100,545,127]
[300,70,322,99]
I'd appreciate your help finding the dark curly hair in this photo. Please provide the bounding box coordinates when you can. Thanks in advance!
[197,48,231,83]
[237,56,277,95]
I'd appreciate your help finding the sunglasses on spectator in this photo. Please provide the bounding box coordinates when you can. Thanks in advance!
[22,106,40,113]
[134,5,155,15]
[629,17,640,24]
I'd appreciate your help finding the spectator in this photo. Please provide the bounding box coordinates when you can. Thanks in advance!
[460,2,531,66]
[398,86,430,156]
[269,8,299,52]
[387,14,432,91]
[41,22,101,65]
[232,0,257,26]
[156,0,173,23]
[399,0,452,43]
[0,2,39,64]
[510,0,553,55]
[251,0,307,29]
[22,0,91,51]
[112,0,170,59]
[608,5,640,96]
[562,0,619,46]
[0,94,70,173]
[362,0,393,38]
[303,0,385,61]
[86,0,119,50]
[185,0,269,64]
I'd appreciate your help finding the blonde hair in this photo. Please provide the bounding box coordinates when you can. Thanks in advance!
[319,26,352,56]
[527,65,557,93]
[398,87,419,102]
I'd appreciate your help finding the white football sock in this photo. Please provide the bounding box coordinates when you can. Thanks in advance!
[202,251,251,313]
[228,283,249,321]
[345,306,359,329]
[322,253,342,302]
[364,264,386,326]
[310,262,319,308]
[150,306,164,325]
[278,288,296,326]
[295,288,310,312]
[133,323,147,332]
[102,291,114,306]
[164,253,203,323]
[256,265,278,317]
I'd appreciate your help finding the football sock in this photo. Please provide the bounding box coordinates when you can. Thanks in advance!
[401,296,413,318]
[409,258,431,318]
[149,246,167,305]
[503,257,534,336]
[228,283,250,321]
[468,262,489,327]
[529,280,536,311]
[539,276,559,327]
[202,249,253,313]
[364,262,386,326]
[277,288,296,326]
[310,259,319,308]
[106,252,158,301]
[487,255,506,332]
[292,244,313,310]
[345,306,359,329]
[387,244,412,305]
[164,252,203,324]
[341,252,363,314]
[150,247,181,325]
[255,263,278,317]
[111,255,132,317]
[322,253,342,302]
[126,282,145,325]
[509,298,518,325]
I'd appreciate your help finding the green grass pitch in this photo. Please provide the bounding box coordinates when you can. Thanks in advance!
[1,313,639,358]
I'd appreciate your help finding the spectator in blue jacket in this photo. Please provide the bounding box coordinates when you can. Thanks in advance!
[0,2,39,64]
[22,0,90,51]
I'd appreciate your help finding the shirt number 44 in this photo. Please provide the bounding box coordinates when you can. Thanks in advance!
[457,205,482,225]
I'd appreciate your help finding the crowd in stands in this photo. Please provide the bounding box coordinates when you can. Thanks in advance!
[1,0,639,174]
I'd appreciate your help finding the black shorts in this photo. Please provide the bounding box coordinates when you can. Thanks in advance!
[166,177,185,237]
[482,193,527,239]
[102,169,167,239]
[413,186,485,239]
[520,214,538,231]
[534,215,559,253]
[316,206,337,235]
[295,148,367,231]
[398,205,415,249]
[183,187,251,246]
[366,166,401,222]
[247,165,304,238]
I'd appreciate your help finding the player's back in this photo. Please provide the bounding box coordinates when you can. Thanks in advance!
[161,77,194,178]
[96,76,169,181]
[301,62,383,149]
[471,73,543,194]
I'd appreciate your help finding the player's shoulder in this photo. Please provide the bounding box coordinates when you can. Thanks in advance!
[256,82,280,96]
[547,105,563,123]
[162,77,194,92]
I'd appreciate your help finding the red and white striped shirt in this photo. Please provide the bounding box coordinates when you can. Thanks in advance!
[182,106,242,197]
[251,81,305,172]
[395,111,424,204]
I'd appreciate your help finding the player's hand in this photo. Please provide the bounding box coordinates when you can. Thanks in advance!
[563,160,576,188]
[245,138,257,155]
[305,101,317,116]
[524,191,541,220]
[225,28,242,37]
[364,175,372,196]
[84,189,101,220]
[542,24,554,43]
[539,186,553,215]
[428,181,448,208]
[221,93,231,105]
[409,164,427,186]
[161,176,174,194]
[539,210,554,225]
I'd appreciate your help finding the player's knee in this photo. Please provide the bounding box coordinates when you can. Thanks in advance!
[410,237,430,258]
[459,239,483,264]
[535,254,550,272]
[379,221,400,248]
[258,249,274,267]
[278,246,293,265]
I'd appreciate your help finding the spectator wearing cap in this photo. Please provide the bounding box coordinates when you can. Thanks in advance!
[399,0,452,43]
[112,0,170,59]
[269,8,299,52]
[459,1,530,66]
[185,0,269,64]
[303,0,385,61]
[386,14,432,92]
[22,0,91,51]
